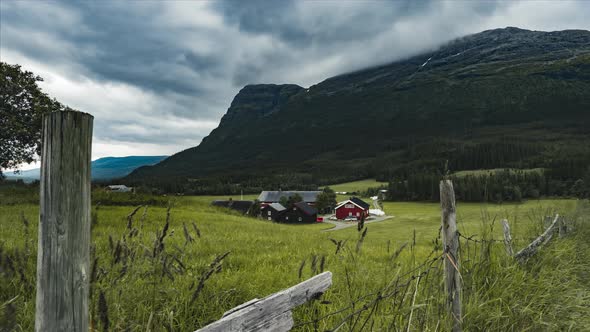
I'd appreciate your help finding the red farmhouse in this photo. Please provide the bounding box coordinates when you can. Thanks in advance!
[335,197,370,220]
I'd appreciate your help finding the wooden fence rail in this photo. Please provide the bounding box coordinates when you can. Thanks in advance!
[195,271,332,332]
[514,214,560,261]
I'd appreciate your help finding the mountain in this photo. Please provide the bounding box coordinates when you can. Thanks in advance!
[6,156,167,182]
[126,27,590,192]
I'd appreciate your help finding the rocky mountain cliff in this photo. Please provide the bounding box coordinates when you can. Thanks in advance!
[127,27,590,190]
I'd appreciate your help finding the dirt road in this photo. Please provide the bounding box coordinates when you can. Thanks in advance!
[321,215,393,232]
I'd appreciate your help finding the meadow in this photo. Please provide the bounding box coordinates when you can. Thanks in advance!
[320,179,387,193]
[1,190,589,331]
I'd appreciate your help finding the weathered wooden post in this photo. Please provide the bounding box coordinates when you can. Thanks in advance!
[195,271,332,332]
[440,180,462,332]
[502,219,514,256]
[558,216,567,238]
[36,111,93,331]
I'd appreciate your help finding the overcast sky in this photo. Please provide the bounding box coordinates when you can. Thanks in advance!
[2,0,589,169]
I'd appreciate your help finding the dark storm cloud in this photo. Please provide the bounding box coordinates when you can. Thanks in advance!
[1,0,589,158]
[1,1,224,114]
[215,0,435,46]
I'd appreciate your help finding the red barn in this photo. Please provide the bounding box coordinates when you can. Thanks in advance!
[335,197,370,220]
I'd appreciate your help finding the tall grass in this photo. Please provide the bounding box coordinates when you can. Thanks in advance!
[0,199,588,331]
[293,200,590,331]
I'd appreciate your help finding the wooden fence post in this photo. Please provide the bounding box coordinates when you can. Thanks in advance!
[440,180,462,332]
[35,111,93,331]
[558,216,567,238]
[502,219,514,256]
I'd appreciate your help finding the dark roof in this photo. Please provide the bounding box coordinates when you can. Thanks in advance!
[294,202,318,216]
[350,197,370,209]
[336,197,371,210]
[211,200,254,214]
[262,203,286,212]
[258,191,321,203]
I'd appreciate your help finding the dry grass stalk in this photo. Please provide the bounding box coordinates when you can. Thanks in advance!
[329,238,346,254]
[108,235,114,254]
[126,205,143,230]
[183,222,194,245]
[391,242,408,262]
[406,273,422,332]
[112,240,122,265]
[98,290,109,332]
[356,227,368,253]
[298,258,306,279]
[190,251,230,304]
[192,222,201,238]
[153,207,171,257]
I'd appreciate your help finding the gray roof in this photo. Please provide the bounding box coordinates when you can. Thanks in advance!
[294,202,318,216]
[257,191,322,203]
[263,203,286,212]
[335,197,370,210]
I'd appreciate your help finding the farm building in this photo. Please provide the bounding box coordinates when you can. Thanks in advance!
[258,191,321,206]
[279,202,318,223]
[106,185,133,193]
[212,200,254,215]
[335,197,370,220]
[260,203,286,221]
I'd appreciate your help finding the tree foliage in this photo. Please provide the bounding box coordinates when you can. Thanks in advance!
[386,167,590,203]
[0,62,64,177]
[279,193,303,208]
[316,187,337,214]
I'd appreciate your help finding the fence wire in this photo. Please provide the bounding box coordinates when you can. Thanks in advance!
[290,215,574,331]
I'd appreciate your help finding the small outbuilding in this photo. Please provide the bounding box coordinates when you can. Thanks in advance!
[279,202,318,223]
[335,197,370,221]
[107,185,133,193]
[260,203,286,221]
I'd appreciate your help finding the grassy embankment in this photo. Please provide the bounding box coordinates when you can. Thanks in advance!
[1,187,589,331]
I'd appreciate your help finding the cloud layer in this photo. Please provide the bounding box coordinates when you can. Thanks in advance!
[2,0,589,165]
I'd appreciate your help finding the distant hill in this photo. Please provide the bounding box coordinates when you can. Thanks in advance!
[126,27,590,192]
[6,156,167,182]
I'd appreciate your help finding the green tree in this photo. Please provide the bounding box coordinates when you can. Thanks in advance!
[279,195,289,207]
[247,199,261,217]
[316,187,337,214]
[0,62,66,178]
[570,179,587,198]
[280,193,303,208]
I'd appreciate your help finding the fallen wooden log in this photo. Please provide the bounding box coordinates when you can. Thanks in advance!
[195,271,332,332]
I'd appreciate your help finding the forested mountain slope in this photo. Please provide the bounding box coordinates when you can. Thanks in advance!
[127,27,590,193]
[7,156,167,182]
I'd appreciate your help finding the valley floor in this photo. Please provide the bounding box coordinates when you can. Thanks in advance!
[1,196,588,331]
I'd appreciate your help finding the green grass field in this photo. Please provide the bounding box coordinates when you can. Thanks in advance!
[1,193,588,331]
[321,178,387,194]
